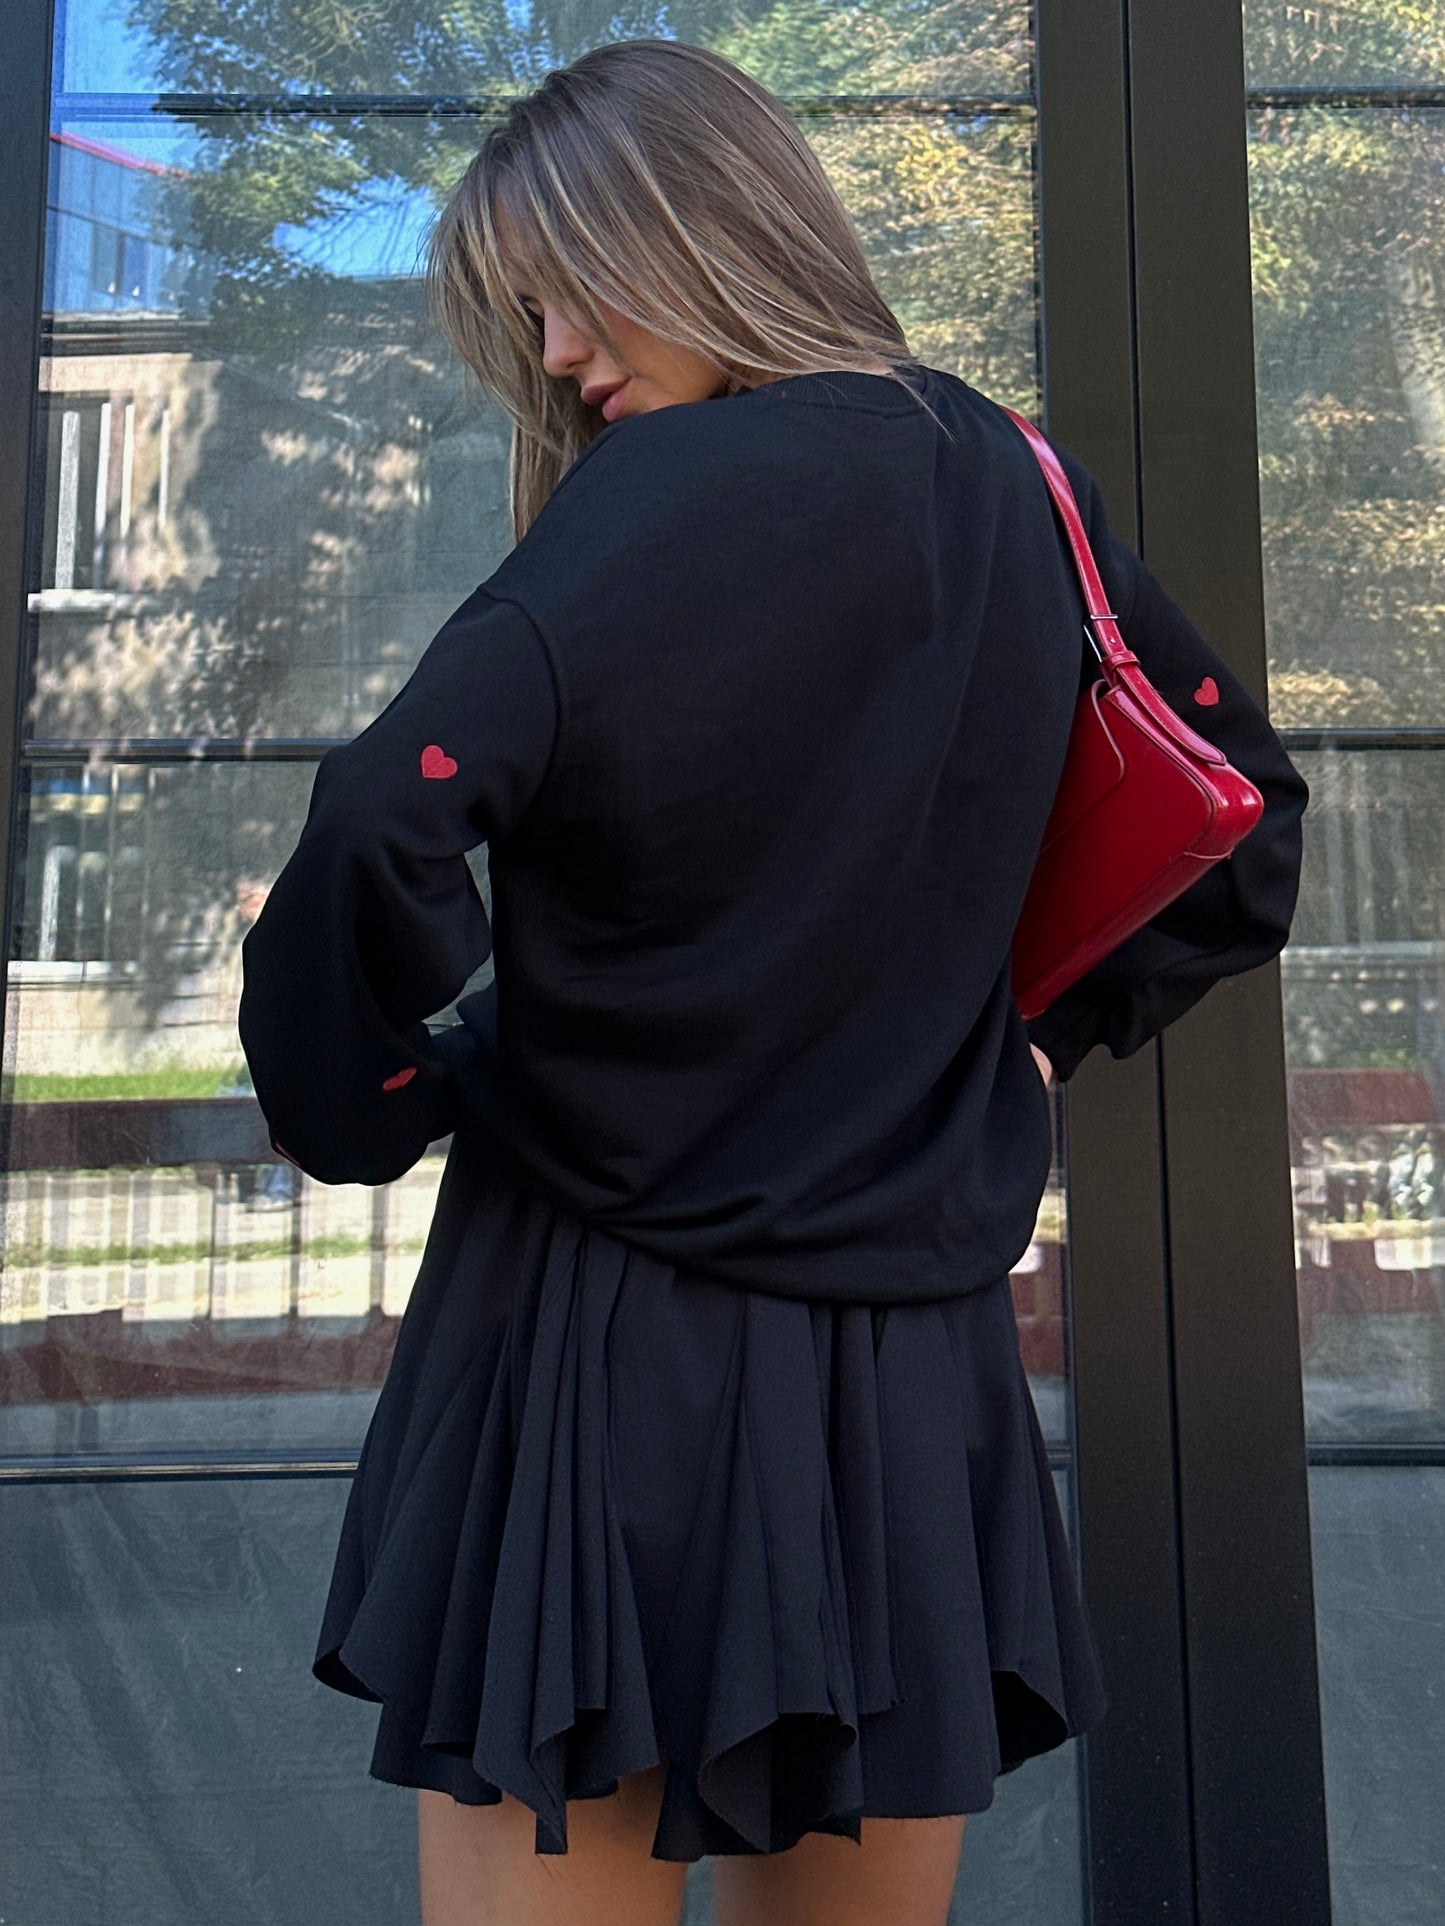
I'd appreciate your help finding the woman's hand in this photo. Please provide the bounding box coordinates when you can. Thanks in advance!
[1030,1042,1054,1088]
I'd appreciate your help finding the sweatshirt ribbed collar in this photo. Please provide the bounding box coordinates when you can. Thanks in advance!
[728,361,930,415]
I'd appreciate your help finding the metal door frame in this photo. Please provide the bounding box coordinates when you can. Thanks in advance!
[1036,1,1332,1920]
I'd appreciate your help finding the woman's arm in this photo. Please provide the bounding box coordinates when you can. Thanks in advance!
[1021,448,1310,1083]
[237,588,560,1185]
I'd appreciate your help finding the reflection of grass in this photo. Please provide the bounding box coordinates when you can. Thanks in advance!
[1,1234,426,1270]
[1305,1218,1445,1241]
[5,1067,249,1102]
[1304,1049,1423,1071]
[1312,1199,1445,1241]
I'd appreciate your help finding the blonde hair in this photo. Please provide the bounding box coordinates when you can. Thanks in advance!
[425,37,951,539]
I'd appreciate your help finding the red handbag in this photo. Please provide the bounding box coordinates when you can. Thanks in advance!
[1002,406,1266,1022]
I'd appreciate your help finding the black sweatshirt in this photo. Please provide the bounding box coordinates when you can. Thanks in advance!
[237,363,1309,1304]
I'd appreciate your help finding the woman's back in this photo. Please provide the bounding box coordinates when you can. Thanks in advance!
[238,361,1307,1303]
[269,41,1311,1902]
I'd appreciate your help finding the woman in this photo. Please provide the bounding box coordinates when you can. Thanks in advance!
[237,36,1308,1926]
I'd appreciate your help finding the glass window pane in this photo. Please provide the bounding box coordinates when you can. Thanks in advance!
[1307,1465,1445,1926]
[0,759,492,1459]
[0,1470,1087,1925]
[56,2,1033,102]
[0,1476,420,1923]
[1282,748,1445,1446]
[1244,5,1445,88]
[1249,105,1445,729]
[37,113,505,743]
[35,104,1036,742]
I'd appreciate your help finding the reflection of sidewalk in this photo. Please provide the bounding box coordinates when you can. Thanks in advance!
[0,1156,450,1440]
[1286,1066,1445,1435]
[0,1155,448,1328]
[0,1161,1076,1450]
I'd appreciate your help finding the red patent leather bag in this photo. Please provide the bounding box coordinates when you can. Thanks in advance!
[1003,406,1266,1022]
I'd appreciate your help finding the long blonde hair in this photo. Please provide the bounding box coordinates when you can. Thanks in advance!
[425,37,950,540]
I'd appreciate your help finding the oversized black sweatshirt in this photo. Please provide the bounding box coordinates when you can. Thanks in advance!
[237,362,1309,1304]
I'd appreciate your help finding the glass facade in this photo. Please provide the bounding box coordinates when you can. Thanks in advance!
[2,3,1092,1921]
[1243,9,1445,1922]
[8,2,1441,1922]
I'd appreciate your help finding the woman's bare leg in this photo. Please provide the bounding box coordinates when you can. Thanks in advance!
[712,1813,967,1926]
[417,1765,687,1926]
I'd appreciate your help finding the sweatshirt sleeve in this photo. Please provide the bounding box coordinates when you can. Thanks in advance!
[237,588,559,1184]
[1022,446,1310,1083]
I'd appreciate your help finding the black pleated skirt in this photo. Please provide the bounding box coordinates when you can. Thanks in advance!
[313,1139,1110,1862]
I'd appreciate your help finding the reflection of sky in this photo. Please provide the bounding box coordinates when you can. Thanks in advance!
[276,183,439,283]
[53,0,164,93]
[52,1,442,283]
[55,0,540,93]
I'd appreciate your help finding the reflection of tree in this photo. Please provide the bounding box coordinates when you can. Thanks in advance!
[36,277,502,738]
[120,0,1445,744]
[713,0,1034,396]
[124,0,1037,397]
[98,0,1037,744]
[1245,2,1445,727]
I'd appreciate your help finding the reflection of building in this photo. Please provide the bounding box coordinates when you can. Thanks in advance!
[46,130,189,317]
[39,134,198,612]
[9,761,313,1078]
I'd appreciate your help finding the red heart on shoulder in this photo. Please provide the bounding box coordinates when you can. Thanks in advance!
[420,744,458,780]
[382,1066,417,1092]
[1193,676,1220,706]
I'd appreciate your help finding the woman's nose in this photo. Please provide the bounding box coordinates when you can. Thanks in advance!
[540,308,594,380]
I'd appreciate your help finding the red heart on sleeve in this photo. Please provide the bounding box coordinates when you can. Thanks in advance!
[1193,677,1220,706]
[421,744,458,780]
[382,1066,417,1091]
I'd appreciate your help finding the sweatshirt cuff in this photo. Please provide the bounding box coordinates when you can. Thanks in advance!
[1024,992,1104,1083]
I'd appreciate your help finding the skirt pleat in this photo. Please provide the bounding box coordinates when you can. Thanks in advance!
[313,1148,1110,1862]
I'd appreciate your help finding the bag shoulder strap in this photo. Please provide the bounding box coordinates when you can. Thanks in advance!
[999,405,1231,768]
[999,405,1136,669]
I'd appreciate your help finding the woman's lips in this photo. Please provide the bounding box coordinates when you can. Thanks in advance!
[600,379,629,421]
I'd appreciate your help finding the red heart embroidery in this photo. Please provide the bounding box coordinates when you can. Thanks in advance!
[420,744,458,780]
[382,1066,417,1092]
[1193,676,1220,706]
